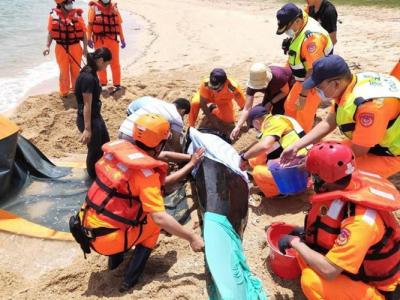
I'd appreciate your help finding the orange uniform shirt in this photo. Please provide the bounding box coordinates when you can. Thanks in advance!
[199,78,245,109]
[300,32,328,72]
[326,206,399,291]
[326,206,385,275]
[87,4,125,41]
[336,75,400,148]
[129,168,165,213]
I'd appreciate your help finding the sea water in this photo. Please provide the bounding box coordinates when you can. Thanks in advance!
[0,0,86,113]
[0,0,139,113]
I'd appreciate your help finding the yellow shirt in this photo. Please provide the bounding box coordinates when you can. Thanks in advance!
[260,114,307,157]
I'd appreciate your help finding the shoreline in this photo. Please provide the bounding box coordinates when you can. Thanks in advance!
[1,1,149,117]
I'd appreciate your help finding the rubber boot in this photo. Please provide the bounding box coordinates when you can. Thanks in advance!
[119,245,152,293]
[108,252,124,270]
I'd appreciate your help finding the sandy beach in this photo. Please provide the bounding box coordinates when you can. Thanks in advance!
[1,0,400,299]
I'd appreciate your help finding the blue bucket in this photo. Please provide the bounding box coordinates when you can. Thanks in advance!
[268,160,308,195]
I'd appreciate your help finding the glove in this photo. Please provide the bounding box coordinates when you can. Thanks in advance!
[289,226,305,238]
[87,39,94,49]
[281,38,292,55]
[121,40,126,49]
[278,234,298,254]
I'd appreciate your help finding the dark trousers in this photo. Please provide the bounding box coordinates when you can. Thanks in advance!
[261,97,286,115]
[77,114,110,179]
[271,98,285,115]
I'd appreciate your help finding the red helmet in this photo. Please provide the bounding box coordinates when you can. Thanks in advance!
[306,141,355,183]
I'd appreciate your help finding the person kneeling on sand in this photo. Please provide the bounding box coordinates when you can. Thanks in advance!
[238,105,307,198]
[278,142,400,299]
[70,114,204,293]
[188,68,245,134]
[119,96,191,152]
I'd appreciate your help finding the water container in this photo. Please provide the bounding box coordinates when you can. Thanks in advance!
[268,159,308,195]
[265,222,301,280]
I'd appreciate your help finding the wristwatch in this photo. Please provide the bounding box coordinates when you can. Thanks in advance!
[240,153,248,162]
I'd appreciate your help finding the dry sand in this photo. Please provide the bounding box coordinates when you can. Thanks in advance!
[2,0,400,299]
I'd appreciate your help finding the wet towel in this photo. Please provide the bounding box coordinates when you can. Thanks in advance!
[204,212,268,300]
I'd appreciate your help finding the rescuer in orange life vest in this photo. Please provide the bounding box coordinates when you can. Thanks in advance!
[87,0,125,93]
[71,114,204,293]
[44,0,88,98]
[278,142,400,300]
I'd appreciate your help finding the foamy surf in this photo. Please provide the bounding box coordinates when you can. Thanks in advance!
[0,61,59,113]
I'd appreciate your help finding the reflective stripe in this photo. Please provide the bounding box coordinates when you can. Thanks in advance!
[323,44,333,56]
[286,116,304,135]
[52,13,60,21]
[294,76,305,82]
[116,162,128,173]
[109,140,124,146]
[369,187,395,201]
[327,199,344,220]
[141,169,153,177]
[359,171,382,179]
[291,64,305,70]
[128,152,145,160]
[362,209,377,226]
[94,6,101,15]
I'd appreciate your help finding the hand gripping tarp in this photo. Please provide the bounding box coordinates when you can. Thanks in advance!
[186,128,267,300]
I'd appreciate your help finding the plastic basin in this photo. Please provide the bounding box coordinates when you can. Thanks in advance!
[265,222,301,280]
[268,160,308,195]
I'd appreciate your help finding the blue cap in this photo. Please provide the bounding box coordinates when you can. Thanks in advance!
[303,55,350,89]
[209,68,227,89]
[276,3,302,35]
[247,105,267,128]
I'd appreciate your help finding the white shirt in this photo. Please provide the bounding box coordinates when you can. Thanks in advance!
[119,96,184,137]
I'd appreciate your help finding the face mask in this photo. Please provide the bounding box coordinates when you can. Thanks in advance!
[64,3,73,11]
[315,87,331,103]
[285,28,295,38]
[101,0,111,4]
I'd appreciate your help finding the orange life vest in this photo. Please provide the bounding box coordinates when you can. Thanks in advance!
[79,140,167,256]
[304,170,400,287]
[89,1,120,41]
[49,8,84,45]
